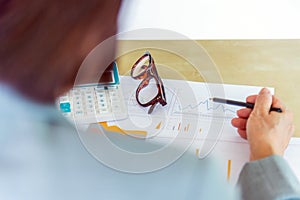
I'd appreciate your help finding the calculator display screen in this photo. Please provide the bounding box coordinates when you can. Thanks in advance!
[99,70,114,83]
[75,62,118,88]
[98,62,115,84]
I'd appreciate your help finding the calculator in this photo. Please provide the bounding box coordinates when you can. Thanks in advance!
[57,62,127,124]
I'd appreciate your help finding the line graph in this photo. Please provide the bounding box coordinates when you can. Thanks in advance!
[171,98,237,119]
[180,99,236,113]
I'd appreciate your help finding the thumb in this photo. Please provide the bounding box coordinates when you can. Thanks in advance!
[253,88,272,115]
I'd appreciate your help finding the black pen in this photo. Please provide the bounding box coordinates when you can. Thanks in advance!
[210,97,282,113]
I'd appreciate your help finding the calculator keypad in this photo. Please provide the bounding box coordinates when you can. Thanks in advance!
[58,85,127,123]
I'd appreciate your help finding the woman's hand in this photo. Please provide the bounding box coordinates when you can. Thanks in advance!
[231,88,294,161]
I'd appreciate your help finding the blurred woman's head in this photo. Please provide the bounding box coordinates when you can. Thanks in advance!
[0,0,121,103]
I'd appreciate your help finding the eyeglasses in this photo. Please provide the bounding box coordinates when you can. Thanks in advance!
[131,51,167,114]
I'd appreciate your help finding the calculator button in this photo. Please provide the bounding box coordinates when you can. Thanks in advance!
[74,104,82,110]
[86,109,95,115]
[85,95,93,99]
[74,100,81,105]
[98,98,107,103]
[59,96,69,102]
[74,95,82,101]
[109,91,117,96]
[60,102,71,113]
[61,107,71,113]
[86,104,94,110]
[85,88,93,92]
[74,105,81,110]
[97,95,106,101]
[73,91,81,96]
[96,93,106,99]
[86,99,94,105]
[96,90,105,93]
[98,90,106,94]
[98,98,106,103]
[111,104,121,112]
[99,109,109,114]
[97,96,106,101]
[98,103,108,108]
[74,106,84,111]
[60,102,70,108]
[84,91,91,96]
[75,110,84,116]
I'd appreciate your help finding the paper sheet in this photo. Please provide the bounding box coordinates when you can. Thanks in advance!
[105,76,300,183]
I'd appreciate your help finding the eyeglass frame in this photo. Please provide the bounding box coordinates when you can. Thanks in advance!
[131,51,167,114]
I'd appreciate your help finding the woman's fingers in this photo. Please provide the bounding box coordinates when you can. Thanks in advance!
[237,108,252,119]
[238,129,248,140]
[246,95,257,104]
[231,118,247,130]
[272,96,286,113]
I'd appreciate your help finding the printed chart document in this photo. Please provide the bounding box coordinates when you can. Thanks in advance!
[102,76,300,183]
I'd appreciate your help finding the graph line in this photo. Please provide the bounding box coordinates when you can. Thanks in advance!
[173,98,236,115]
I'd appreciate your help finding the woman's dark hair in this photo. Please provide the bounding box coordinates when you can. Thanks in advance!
[0,0,121,103]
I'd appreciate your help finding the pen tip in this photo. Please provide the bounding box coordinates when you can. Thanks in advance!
[209,98,214,101]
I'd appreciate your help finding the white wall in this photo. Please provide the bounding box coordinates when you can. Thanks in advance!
[118,0,300,39]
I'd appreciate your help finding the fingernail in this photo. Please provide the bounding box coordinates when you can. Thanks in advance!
[260,88,270,94]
